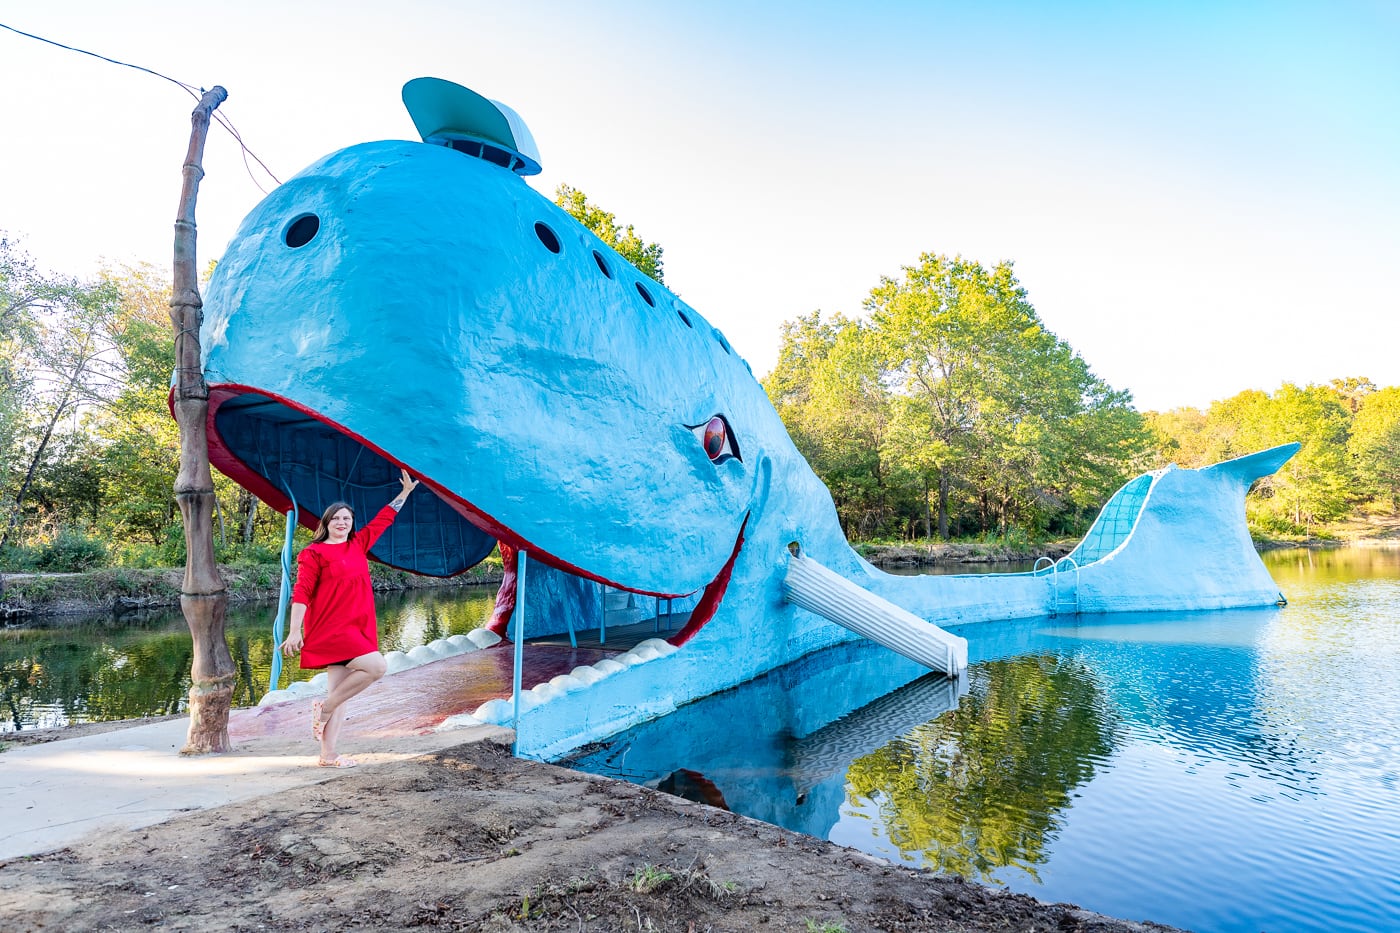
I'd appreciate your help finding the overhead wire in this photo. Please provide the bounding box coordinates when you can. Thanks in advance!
[0,21,281,191]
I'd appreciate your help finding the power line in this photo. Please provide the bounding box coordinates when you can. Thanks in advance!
[0,21,281,191]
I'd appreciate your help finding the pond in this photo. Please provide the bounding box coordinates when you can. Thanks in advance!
[0,585,497,732]
[567,547,1400,933]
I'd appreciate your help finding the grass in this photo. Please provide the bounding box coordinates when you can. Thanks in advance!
[625,860,737,901]
[805,920,848,933]
[628,864,674,894]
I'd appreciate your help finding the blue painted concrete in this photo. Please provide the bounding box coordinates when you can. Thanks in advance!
[199,81,1299,758]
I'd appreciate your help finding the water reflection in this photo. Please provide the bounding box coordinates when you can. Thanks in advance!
[573,546,1400,933]
[845,656,1117,881]
[568,640,962,838]
[0,585,497,732]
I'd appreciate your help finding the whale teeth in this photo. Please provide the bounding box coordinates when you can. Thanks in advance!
[468,629,503,649]
[467,636,679,724]
[256,626,501,707]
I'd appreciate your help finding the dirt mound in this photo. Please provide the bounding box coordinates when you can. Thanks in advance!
[0,740,1179,932]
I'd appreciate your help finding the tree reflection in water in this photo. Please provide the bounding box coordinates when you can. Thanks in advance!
[1,586,497,732]
[845,654,1119,881]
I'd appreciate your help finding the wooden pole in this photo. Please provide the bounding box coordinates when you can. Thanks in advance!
[170,86,235,755]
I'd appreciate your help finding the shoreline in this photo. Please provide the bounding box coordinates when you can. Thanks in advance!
[0,560,506,623]
[0,723,1182,932]
[4,533,1394,623]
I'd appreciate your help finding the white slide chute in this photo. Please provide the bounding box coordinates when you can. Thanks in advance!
[783,553,968,676]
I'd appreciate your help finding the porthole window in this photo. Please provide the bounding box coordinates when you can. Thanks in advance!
[284,214,320,248]
[635,282,655,307]
[534,222,561,254]
[712,329,731,353]
[593,250,612,279]
[677,308,693,328]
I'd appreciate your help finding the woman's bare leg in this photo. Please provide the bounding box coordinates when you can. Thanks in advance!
[319,652,387,762]
[319,665,349,761]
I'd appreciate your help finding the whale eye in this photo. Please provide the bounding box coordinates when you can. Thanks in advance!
[690,415,740,464]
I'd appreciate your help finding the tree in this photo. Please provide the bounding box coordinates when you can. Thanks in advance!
[1263,383,1355,528]
[1166,384,1356,530]
[1330,376,1377,414]
[765,312,907,538]
[1349,386,1400,510]
[1145,407,1212,467]
[0,248,123,547]
[0,237,45,483]
[866,254,1146,538]
[89,264,183,545]
[554,185,665,283]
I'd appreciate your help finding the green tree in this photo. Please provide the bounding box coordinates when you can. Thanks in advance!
[0,244,123,547]
[1349,386,1400,510]
[1155,383,1357,531]
[765,312,912,537]
[1145,407,1212,467]
[1261,383,1356,528]
[554,184,665,283]
[84,263,267,558]
[0,236,46,483]
[89,264,183,545]
[867,254,1145,538]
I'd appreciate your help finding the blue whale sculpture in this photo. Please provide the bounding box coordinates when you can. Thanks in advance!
[200,79,1297,757]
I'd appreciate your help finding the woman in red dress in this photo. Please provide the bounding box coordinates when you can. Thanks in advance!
[281,469,418,767]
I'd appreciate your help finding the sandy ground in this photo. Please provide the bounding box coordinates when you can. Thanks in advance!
[0,735,1182,933]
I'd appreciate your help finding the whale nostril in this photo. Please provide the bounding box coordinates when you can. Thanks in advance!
[284,214,320,248]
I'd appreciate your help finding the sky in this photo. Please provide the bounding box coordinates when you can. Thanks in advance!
[1,0,1397,412]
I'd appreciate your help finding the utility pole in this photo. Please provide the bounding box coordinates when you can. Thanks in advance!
[170,86,235,754]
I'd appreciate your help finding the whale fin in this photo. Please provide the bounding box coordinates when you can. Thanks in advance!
[1199,442,1301,488]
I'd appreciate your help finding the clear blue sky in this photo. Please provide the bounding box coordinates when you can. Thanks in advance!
[2,0,1396,411]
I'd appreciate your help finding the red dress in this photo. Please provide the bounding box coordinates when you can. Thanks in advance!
[292,504,400,668]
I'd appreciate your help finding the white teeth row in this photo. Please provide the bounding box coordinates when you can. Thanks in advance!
[437,637,680,730]
[256,627,505,706]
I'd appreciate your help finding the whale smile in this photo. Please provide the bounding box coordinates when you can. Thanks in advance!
[205,385,743,647]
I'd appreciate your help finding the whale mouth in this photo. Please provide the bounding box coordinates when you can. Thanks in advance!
[203,385,740,646]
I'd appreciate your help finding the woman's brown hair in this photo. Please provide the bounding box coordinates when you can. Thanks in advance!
[310,501,356,544]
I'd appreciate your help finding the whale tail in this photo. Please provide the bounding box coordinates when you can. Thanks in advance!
[1200,442,1302,489]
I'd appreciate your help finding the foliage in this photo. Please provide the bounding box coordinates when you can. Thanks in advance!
[765,311,916,538]
[1348,386,1400,509]
[31,528,109,571]
[554,185,665,283]
[804,921,848,933]
[845,655,1118,880]
[766,254,1151,540]
[0,253,295,568]
[87,263,182,545]
[628,864,674,894]
[0,236,125,546]
[1149,379,1370,531]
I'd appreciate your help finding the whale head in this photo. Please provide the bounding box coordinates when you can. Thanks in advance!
[200,134,809,637]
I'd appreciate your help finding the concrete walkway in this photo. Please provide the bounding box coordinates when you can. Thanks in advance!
[0,648,564,862]
[0,717,512,863]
